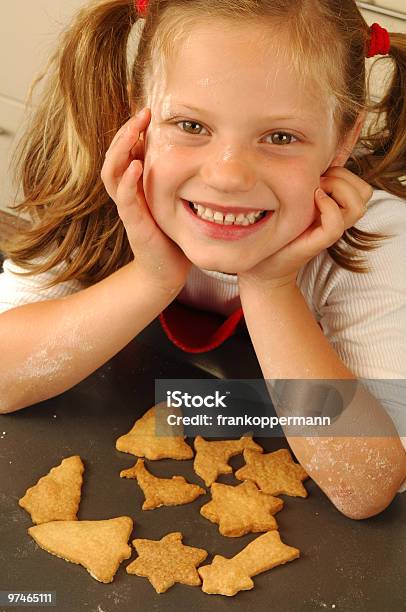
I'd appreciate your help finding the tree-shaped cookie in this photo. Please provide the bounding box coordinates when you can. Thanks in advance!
[28,517,133,583]
[116,404,193,460]
[235,448,309,497]
[198,530,300,596]
[120,459,205,510]
[200,481,283,536]
[193,435,263,486]
[19,455,84,524]
[126,532,208,593]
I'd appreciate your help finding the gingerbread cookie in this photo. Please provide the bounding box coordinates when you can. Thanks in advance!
[28,517,133,583]
[200,481,283,536]
[116,404,193,460]
[127,532,208,593]
[235,448,309,497]
[193,435,262,486]
[199,530,300,596]
[120,459,205,510]
[19,455,84,524]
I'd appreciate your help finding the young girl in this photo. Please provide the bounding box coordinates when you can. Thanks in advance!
[0,0,405,519]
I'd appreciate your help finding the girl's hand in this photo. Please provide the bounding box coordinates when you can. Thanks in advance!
[238,167,374,290]
[101,108,192,294]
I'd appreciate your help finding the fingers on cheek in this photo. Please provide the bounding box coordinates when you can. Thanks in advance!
[319,176,331,189]
[111,134,121,148]
[315,187,332,204]
[110,127,127,148]
[357,178,373,202]
[130,141,144,159]
[116,162,139,203]
[319,192,344,232]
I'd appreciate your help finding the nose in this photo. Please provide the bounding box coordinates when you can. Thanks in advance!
[200,150,257,194]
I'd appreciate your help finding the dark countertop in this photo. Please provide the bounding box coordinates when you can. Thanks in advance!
[1,318,405,612]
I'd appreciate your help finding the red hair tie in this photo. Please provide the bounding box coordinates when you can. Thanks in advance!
[136,0,149,17]
[367,23,390,58]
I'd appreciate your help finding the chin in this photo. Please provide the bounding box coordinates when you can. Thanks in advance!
[184,250,258,275]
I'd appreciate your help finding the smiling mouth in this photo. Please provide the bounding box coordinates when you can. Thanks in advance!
[188,202,268,226]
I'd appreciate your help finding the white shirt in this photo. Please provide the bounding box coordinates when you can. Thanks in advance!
[1,189,405,491]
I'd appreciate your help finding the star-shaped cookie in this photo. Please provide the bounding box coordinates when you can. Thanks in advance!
[19,455,84,524]
[116,404,193,460]
[193,435,263,486]
[200,481,283,536]
[126,532,208,593]
[120,459,205,510]
[235,448,309,497]
[198,530,300,596]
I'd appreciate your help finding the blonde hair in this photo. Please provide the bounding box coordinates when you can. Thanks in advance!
[2,0,405,287]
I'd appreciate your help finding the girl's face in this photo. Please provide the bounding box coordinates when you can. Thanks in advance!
[142,23,343,274]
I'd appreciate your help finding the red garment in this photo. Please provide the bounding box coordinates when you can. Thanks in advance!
[159,300,244,353]
[159,299,324,354]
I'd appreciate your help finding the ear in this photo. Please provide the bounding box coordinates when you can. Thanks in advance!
[330,111,366,167]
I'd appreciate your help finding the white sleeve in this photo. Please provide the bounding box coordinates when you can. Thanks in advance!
[316,194,406,492]
[0,257,84,314]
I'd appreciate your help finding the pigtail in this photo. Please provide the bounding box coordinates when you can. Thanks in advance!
[354,31,406,197]
[0,0,140,288]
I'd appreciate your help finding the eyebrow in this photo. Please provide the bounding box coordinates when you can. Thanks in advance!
[168,102,315,124]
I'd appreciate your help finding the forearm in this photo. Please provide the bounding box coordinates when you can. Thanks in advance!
[0,262,181,413]
[238,280,354,380]
[288,434,406,519]
[239,280,406,518]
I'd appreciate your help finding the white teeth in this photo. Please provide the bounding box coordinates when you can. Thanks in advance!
[190,202,266,226]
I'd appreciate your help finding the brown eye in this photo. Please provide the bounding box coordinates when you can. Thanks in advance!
[268,132,297,145]
[178,121,206,135]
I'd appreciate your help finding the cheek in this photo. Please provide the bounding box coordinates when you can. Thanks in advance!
[283,176,318,231]
[143,127,176,174]
[297,196,317,230]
